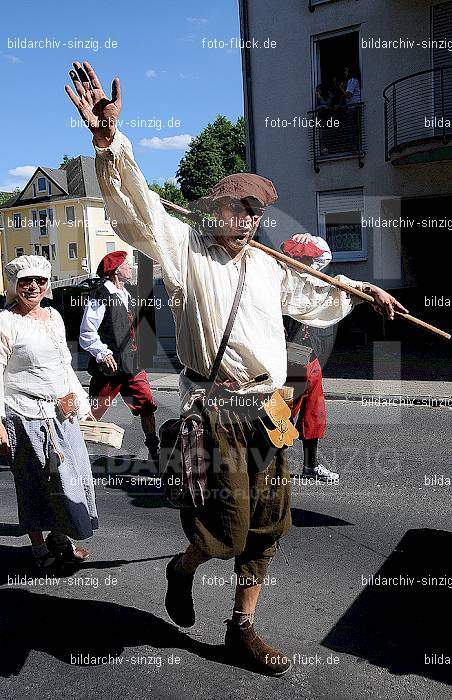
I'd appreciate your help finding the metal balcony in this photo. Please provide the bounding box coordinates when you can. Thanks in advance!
[308,103,365,172]
[384,65,452,164]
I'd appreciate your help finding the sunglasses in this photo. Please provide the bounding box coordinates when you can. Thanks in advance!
[18,276,48,287]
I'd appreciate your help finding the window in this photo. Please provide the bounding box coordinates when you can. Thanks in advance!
[65,206,75,224]
[41,245,50,260]
[51,244,56,260]
[68,242,78,259]
[34,244,40,255]
[13,213,22,228]
[32,210,38,227]
[311,28,363,159]
[106,241,115,254]
[37,177,47,192]
[15,247,24,257]
[39,209,48,235]
[133,250,139,266]
[317,188,366,261]
[104,205,109,221]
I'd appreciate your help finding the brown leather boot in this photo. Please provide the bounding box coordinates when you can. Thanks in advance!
[224,620,292,676]
[165,553,195,628]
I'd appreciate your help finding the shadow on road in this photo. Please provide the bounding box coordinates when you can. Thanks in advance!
[322,528,452,686]
[291,508,351,527]
[0,587,222,677]
[0,543,177,586]
[0,587,270,678]
[90,455,169,509]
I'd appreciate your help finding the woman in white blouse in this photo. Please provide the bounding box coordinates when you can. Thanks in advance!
[0,255,98,570]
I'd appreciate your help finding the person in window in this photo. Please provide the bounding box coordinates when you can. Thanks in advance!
[316,83,334,155]
[338,65,362,150]
[342,65,361,106]
[282,234,338,483]
[79,251,159,462]
[0,255,98,571]
[315,83,332,115]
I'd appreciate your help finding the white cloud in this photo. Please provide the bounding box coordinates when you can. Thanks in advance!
[8,165,36,178]
[186,17,208,25]
[139,134,193,151]
[4,54,21,64]
[145,68,157,78]
[0,164,36,192]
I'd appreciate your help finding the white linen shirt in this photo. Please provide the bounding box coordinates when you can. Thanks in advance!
[0,307,91,419]
[94,130,366,395]
[346,77,361,104]
[79,279,131,362]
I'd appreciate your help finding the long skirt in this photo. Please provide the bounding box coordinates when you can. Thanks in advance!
[5,405,98,540]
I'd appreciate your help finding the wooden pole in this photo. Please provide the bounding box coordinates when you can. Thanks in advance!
[160,198,451,341]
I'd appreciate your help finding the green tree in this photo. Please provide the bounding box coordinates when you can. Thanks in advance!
[0,189,20,206]
[176,115,246,202]
[59,155,74,167]
[148,180,188,208]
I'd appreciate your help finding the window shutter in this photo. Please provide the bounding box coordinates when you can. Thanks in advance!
[432,2,452,69]
[318,188,364,214]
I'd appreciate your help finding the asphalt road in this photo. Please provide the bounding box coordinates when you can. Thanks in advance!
[1,393,451,700]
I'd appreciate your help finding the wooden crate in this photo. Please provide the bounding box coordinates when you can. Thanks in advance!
[79,421,124,449]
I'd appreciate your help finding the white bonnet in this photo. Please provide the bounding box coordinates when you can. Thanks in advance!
[5,255,53,305]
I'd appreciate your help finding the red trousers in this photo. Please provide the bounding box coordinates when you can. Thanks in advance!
[287,357,326,440]
[89,370,157,420]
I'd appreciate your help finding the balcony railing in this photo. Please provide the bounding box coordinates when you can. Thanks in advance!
[383,65,452,162]
[308,102,365,172]
[308,0,359,12]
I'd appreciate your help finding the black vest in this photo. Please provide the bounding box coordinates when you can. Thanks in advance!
[87,282,138,376]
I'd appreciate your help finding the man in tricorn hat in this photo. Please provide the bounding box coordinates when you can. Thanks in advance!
[66,61,407,676]
[79,249,159,461]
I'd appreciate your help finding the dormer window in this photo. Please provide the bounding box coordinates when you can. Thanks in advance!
[37,177,47,192]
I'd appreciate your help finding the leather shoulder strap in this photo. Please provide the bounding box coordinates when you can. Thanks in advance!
[208,255,247,383]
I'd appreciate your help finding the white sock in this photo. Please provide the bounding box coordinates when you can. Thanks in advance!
[232,610,255,626]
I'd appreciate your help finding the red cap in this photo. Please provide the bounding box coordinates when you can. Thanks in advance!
[282,239,324,260]
[96,251,128,277]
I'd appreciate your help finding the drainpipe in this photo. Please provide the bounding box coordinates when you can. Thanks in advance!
[238,0,256,173]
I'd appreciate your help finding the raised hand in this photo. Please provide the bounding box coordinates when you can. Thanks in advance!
[65,61,121,148]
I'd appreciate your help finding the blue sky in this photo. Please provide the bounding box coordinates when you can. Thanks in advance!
[0,0,243,192]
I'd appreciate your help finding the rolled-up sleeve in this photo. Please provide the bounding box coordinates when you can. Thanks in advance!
[280,265,366,328]
[94,130,190,296]
[79,299,111,362]
[310,236,332,272]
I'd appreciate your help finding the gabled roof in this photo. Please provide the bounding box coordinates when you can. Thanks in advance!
[0,156,102,209]
[41,167,68,192]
